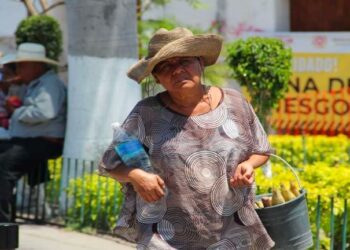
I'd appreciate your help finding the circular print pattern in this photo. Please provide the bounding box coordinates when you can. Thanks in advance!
[255,234,273,250]
[191,105,227,129]
[179,127,215,145]
[223,227,253,249]
[148,121,181,157]
[185,151,225,194]
[151,121,178,145]
[122,113,145,142]
[210,175,244,216]
[206,239,236,250]
[160,208,200,243]
[136,193,167,224]
[227,115,254,151]
[222,119,239,139]
[237,204,258,226]
[157,219,175,241]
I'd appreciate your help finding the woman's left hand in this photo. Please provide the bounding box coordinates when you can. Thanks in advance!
[230,161,255,188]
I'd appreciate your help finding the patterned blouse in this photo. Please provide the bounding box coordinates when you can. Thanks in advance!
[99,88,275,250]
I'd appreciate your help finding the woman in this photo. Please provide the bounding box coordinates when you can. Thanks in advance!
[99,27,274,249]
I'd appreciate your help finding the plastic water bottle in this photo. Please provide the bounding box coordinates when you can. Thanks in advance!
[112,123,152,173]
[111,123,167,223]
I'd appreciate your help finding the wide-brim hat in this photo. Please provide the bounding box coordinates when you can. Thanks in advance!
[127,27,223,83]
[0,54,16,65]
[0,43,59,66]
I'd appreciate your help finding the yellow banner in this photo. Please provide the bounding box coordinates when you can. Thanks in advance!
[270,53,350,134]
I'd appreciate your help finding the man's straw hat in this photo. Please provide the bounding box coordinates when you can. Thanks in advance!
[127,27,223,83]
[0,43,59,66]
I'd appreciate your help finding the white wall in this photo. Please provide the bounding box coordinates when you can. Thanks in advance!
[143,0,290,40]
[143,0,217,29]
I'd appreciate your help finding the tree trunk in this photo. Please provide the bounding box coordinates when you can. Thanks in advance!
[22,0,38,16]
[64,0,140,161]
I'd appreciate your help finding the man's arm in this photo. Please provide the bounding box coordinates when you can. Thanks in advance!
[15,78,65,124]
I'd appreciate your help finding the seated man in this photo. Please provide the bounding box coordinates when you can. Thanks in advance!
[0,43,66,222]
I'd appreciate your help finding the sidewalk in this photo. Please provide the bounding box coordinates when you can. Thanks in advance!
[18,224,136,250]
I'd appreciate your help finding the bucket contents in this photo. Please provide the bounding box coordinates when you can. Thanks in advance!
[254,181,301,208]
[255,154,313,249]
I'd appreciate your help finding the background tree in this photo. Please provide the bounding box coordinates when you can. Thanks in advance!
[226,37,292,130]
[63,0,140,160]
[20,0,64,16]
[15,15,63,61]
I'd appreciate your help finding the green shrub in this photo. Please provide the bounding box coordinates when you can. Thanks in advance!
[46,158,62,204]
[15,15,63,61]
[226,37,292,130]
[66,174,123,232]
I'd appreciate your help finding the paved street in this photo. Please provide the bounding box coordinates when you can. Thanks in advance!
[18,224,135,250]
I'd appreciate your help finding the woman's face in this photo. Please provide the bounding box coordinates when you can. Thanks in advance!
[152,56,203,92]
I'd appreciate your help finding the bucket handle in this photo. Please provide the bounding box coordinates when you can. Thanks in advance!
[267,153,302,189]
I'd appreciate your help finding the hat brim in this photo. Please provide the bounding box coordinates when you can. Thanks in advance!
[0,54,16,65]
[127,34,223,83]
[0,55,59,66]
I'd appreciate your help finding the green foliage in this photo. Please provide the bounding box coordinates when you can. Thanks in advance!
[144,0,206,10]
[149,0,172,6]
[203,62,230,87]
[46,158,63,204]
[269,134,350,167]
[256,135,350,249]
[66,174,123,232]
[15,15,63,61]
[226,37,292,130]
[185,0,207,9]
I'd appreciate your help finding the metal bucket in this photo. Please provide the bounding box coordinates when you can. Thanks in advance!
[255,154,313,250]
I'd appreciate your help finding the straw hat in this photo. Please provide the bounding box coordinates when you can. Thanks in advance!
[127,27,223,83]
[0,43,59,66]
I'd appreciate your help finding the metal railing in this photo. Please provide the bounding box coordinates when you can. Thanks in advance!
[14,157,349,249]
[314,196,348,250]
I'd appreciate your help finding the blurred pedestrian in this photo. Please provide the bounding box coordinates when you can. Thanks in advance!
[0,43,66,222]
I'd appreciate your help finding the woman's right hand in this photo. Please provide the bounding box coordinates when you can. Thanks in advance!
[128,168,166,203]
